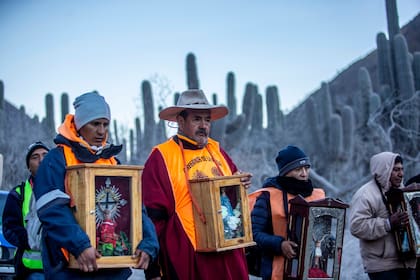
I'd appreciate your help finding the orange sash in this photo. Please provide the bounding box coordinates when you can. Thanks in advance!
[155,137,232,249]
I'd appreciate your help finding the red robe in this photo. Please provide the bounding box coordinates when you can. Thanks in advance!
[142,137,249,280]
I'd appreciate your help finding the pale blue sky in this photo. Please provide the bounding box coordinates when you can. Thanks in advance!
[1,0,419,131]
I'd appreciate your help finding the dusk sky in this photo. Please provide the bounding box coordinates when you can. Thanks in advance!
[1,0,419,131]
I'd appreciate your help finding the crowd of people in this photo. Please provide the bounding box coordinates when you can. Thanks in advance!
[2,89,419,280]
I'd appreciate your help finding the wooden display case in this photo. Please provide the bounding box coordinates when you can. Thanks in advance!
[285,196,348,280]
[65,164,143,268]
[189,174,255,252]
[386,187,418,259]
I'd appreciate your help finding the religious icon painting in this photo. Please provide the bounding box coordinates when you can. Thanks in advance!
[285,196,348,280]
[95,176,132,257]
[66,164,143,268]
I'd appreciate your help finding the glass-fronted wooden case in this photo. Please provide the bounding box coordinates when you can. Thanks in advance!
[285,196,348,280]
[65,164,143,268]
[386,186,418,259]
[189,174,255,252]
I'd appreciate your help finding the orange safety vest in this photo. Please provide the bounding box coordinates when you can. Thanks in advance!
[59,144,118,261]
[155,136,232,249]
[249,187,325,280]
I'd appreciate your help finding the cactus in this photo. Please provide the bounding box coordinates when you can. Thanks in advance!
[242,83,256,130]
[341,105,355,160]
[328,114,344,161]
[319,82,332,127]
[376,32,395,92]
[412,52,420,91]
[266,86,281,133]
[212,93,217,105]
[385,0,400,40]
[135,117,142,159]
[45,93,55,132]
[61,93,69,122]
[393,34,415,100]
[174,92,180,105]
[356,67,372,127]
[251,92,263,132]
[113,119,120,145]
[142,80,156,154]
[369,93,381,116]
[304,97,322,158]
[0,80,4,110]
[129,129,134,163]
[186,53,199,89]
[226,72,237,118]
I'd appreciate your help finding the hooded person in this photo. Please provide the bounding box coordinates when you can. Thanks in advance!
[250,145,325,280]
[33,91,159,280]
[141,89,252,280]
[350,152,416,280]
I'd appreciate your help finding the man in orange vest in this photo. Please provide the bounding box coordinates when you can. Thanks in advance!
[142,89,252,280]
[34,91,159,279]
[250,145,325,280]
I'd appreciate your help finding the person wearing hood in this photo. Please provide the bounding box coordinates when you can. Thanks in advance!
[34,91,159,279]
[349,152,416,280]
[141,89,252,279]
[250,145,325,280]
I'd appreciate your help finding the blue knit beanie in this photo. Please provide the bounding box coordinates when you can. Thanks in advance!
[276,145,311,176]
[73,91,111,130]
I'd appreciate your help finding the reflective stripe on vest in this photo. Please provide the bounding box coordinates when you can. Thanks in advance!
[22,250,43,270]
[155,137,232,249]
[249,187,325,280]
[16,180,43,270]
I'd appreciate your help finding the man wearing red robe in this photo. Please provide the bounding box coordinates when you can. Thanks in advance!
[142,89,252,280]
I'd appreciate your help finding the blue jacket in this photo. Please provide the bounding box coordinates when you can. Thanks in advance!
[34,134,159,279]
[251,178,285,279]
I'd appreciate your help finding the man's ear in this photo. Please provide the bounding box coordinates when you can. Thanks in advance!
[176,115,185,130]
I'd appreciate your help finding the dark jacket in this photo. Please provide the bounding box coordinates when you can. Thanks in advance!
[3,177,43,278]
[34,130,159,279]
[251,178,284,279]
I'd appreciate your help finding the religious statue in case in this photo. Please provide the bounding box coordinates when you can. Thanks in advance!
[284,196,348,280]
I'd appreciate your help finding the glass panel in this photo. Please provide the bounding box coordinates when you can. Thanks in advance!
[95,176,132,256]
[220,185,244,240]
[405,192,420,255]
[308,214,336,279]
[290,215,304,278]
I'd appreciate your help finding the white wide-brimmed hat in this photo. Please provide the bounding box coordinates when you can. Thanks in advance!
[159,89,229,122]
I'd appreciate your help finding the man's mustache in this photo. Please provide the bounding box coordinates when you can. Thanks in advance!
[196,129,208,136]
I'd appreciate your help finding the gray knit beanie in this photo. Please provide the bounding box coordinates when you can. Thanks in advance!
[73,91,111,130]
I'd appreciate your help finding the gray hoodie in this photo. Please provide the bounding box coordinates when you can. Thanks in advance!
[349,152,416,273]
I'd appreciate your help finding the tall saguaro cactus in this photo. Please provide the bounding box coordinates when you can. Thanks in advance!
[61,93,69,122]
[226,72,236,119]
[376,32,395,93]
[0,80,4,110]
[186,52,199,90]
[45,93,55,132]
[142,80,156,154]
[393,34,415,100]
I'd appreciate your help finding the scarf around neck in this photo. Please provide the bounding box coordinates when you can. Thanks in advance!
[263,176,314,197]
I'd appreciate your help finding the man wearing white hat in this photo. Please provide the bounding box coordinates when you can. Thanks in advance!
[142,89,252,279]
